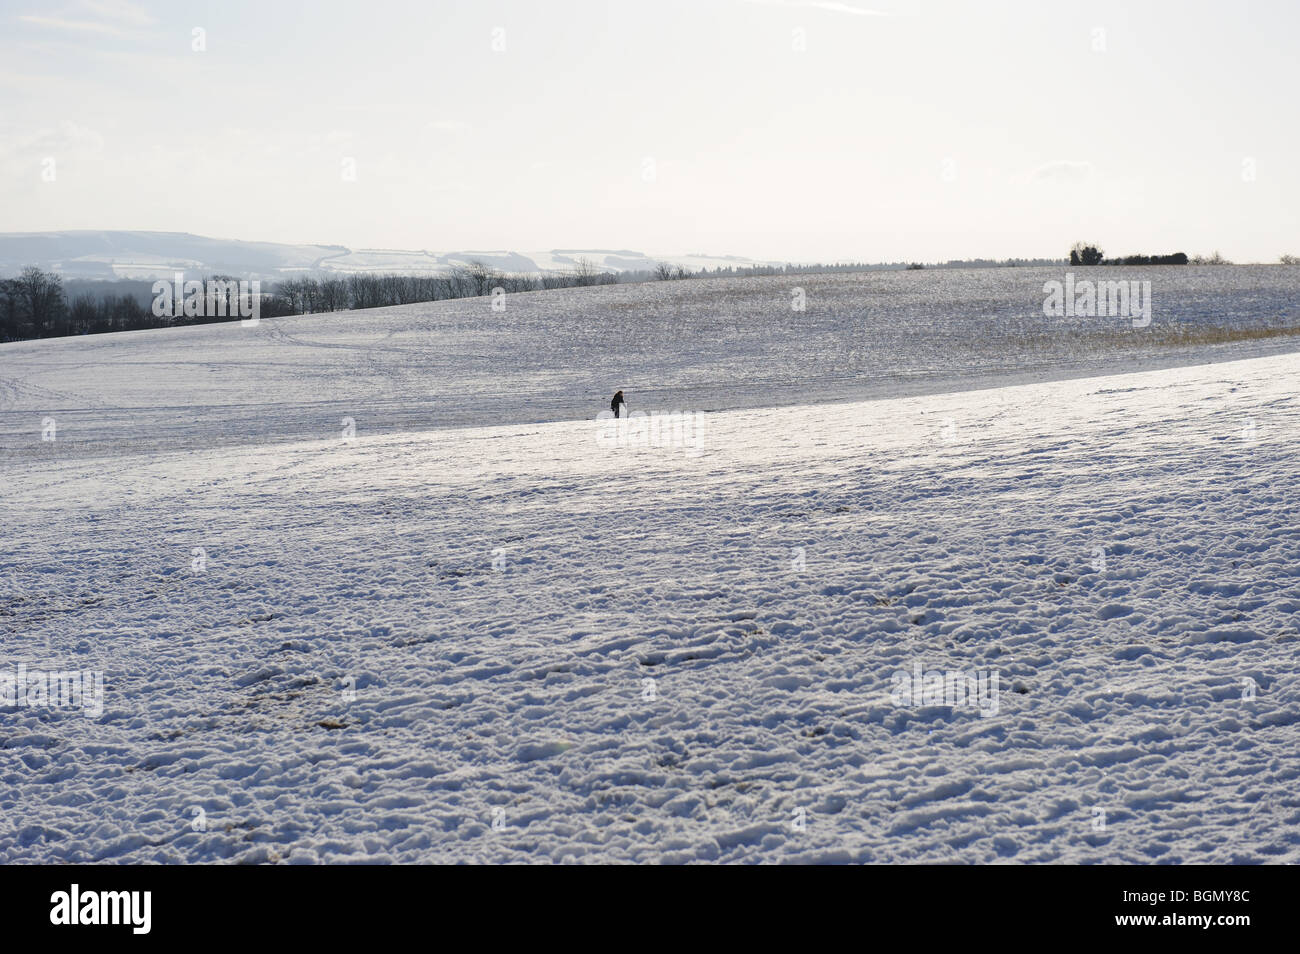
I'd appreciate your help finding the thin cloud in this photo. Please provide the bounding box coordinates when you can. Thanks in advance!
[18,0,156,38]
[1028,160,1094,184]
[81,0,155,26]
[18,15,135,37]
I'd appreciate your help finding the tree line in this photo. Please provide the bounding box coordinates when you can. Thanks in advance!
[1064,242,1289,267]
[0,260,624,341]
[271,259,621,314]
[1,257,978,341]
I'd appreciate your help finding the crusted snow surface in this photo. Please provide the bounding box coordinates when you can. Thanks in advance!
[3,337,1298,863]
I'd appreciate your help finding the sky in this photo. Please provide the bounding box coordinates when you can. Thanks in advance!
[1,0,1297,263]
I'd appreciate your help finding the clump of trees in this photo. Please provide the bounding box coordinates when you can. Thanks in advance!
[1069,242,1195,266]
[0,267,69,340]
[1069,243,1105,266]
[0,267,278,341]
[654,262,691,280]
[1281,254,1300,265]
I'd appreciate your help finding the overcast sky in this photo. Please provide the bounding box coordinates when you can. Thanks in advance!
[2,0,1296,262]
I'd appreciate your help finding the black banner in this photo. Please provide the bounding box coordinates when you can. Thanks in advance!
[0,864,1275,941]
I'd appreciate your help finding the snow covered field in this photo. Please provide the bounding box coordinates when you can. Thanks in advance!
[3,270,1299,863]
[2,266,1297,456]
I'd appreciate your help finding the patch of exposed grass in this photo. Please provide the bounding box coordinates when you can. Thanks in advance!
[1058,322,1300,355]
[1139,323,1300,347]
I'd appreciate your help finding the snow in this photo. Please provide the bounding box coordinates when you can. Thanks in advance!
[0,229,779,279]
[2,270,1299,863]
[2,266,1297,454]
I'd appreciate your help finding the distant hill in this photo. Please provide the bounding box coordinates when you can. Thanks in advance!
[0,230,777,280]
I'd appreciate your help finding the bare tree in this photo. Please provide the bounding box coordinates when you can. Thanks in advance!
[0,277,21,340]
[318,277,349,311]
[15,267,66,336]
[573,256,611,287]
[460,260,501,296]
[204,274,240,317]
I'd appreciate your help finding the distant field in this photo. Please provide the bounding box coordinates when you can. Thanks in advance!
[1,265,1298,458]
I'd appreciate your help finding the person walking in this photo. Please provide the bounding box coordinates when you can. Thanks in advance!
[610,390,626,418]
